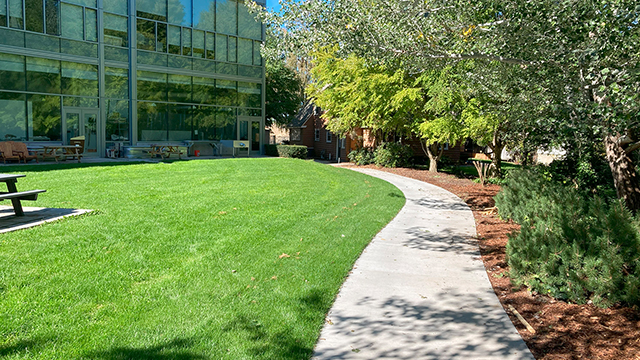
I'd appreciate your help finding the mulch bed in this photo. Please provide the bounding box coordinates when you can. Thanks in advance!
[344,164,640,360]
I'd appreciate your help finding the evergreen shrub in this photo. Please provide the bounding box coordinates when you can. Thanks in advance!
[495,169,640,307]
[265,144,278,156]
[276,145,308,159]
[348,148,375,165]
[373,142,413,168]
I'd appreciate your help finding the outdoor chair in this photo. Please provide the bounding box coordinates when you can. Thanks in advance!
[0,142,20,164]
[10,142,39,163]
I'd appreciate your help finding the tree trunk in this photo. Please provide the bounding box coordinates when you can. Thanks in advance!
[488,141,504,178]
[426,143,443,173]
[604,134,640,213]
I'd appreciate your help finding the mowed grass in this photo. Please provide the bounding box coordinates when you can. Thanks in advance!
[0,158,404,360]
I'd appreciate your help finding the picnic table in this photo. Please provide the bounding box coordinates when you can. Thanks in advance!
[41,145,82,163]
[148,145,184,159]
[0,174,46,216]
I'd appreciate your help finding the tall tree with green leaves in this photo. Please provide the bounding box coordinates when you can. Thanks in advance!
[265,59,304,127]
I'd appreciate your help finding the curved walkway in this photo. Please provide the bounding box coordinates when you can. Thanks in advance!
[313,168,534,360]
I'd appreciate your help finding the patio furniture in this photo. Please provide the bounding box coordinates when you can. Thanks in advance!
[0,142,20,164]
[148,145,184,159]
[232,140,249,157]
[10,142,39,163]
[69,136,85,155]
[0,174,46,216]
[41,145,82,163]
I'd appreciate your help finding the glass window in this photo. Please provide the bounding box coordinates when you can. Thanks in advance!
[45,0,60,36]
[105,1,127,16]
[137,71,167,102]
[216,80,236,106]
[105,46,129,62]
[215,34,227,61]
[26,57,60,94]
[216,107,236,140]
[238,82,261,108]
[253,40,262,66]
[192,76,215,104]
[228,36,237,62]
[238,2,261,40]
[106,99,129,142]
[168,74,191,103]
[136,18,155,51]
[105,67,129,99]
[138,101,167,141]
[9,0,24,29]
[192,30,204,58]
[137,51,167,66]
[85,8,97,41]
[168,0,191,26]
[156,22,167,52]
[61,61,98,97]
[193,0,214,31]
[216,0,237,35]
[26,32,59,52]
[216,62,237,75]
[28,94,61,141]
[182,27,191,56]
[238,38,252,65]
[168,25,180,54]
[65,0,95,7]
[0,92,26,141]
[192,105,215,140]
[206,32,214,59]
[25,0,44,33]
[61,3,83,40]
[168,104,192,140]
[104,13,128,47]
[238,65,261,78]
[0,53,25,91]
[137,0,167,22]
[0,1,7,27]
[60,38,97,57]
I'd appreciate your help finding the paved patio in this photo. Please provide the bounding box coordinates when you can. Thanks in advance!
[0,206,93,234]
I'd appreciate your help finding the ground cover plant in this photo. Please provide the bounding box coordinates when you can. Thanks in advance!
[0,158,404,359]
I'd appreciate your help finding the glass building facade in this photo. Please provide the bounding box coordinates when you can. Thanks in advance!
[0,0,265,156]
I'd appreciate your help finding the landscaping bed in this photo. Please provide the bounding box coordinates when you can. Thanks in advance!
[346,164,640,360]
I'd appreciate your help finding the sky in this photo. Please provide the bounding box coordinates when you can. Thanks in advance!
[265,0,282,13]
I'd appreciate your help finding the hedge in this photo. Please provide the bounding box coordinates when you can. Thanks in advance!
[276,145,307,159]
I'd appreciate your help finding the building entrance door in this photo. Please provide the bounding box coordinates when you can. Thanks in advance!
[63,108,99,154]
[238,116,262,155]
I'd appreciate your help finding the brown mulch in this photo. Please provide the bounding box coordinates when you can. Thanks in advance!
[344,164,640,360]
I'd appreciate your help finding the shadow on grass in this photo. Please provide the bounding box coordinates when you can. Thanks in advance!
[0,338,50,357]
[0,161,155,174]
[84,338,209,360]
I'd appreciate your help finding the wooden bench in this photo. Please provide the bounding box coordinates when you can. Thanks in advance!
[0,190,46,216]
[149,145,185,160]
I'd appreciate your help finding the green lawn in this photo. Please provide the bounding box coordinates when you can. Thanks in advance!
[0,158,404,359]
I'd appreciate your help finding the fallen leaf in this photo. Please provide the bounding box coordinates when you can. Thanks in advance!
[271,276,277,280]
[219,211,227,215]
[251,277,255,281]
[231,270,237,273]
[279,253,290,259]
[326,319,334,325]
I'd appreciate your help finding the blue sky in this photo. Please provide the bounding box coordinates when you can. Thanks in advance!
[266,0,282,13]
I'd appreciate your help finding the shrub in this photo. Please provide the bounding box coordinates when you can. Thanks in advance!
[265,144,278,157]
[348,148,375,165]
[495,169,640,307]
[373,142,413,168]
[276,145,308,159]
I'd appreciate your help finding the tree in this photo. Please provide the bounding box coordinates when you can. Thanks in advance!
[265,59,303,127]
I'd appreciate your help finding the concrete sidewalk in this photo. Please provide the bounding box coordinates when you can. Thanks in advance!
[313,169,534,360]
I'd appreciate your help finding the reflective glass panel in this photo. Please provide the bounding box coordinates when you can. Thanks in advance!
[106,99,129,142]
[60,38,97,57]
[238,81,261,108]
[192,105,215,140]
[105,46,129,62]
[137,0,167,22]
[168,0,191,26]
[253,40,262,65]
[192,76,215,104]
[168,74,191,103]
[136,18,155,51]
[138,101,167,141]
[228,36,237,62]
[168,104,192,140]
[61,3,83,40]
[26,32,59,52]
[168,25,180,54]
[85,8,97,42]
[182,27,191,56]
[26,57,60,94]
[137,71,167,102]
[238,38,252,65]
[0,53,25,91]
[0,1,6,27]
[105,67,129,99]
[156,22,167,52]
[216,0,237,35]
[0,92,26,141]
[104,1,127,15]
[9,0,24,29]
[28,94,61,141]
[238,2,261,40]
[65,0,95,7]
[193,30,204,58]
[206,32,214,59]
[216,79,236,106]
[45,0,60,35]
[215,34,227,61]
[61,61,98,97]
[216,107,236,140]
[193,0,214,31]
[104,13,128,47]
[25,0,44,33]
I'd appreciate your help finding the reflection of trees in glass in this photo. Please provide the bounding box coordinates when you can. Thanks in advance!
[194,0,214,31]
[25,0,44,33]
[137,71,167,102]
[216,80,237,106]
[168,0,190,26]
[105,67,129,99]
[9,0,24,29]
[137,0,166,21]
[29,94,61,141]
[61,3,83,40]
[106,99,129,141]
[61,61,98,97]
[216,107,236,140]
[238,81,260,108]
[104,13,127,47]
[104,0,127,16]
[193,30,205,58]
[0,92,26,141]
[137,19,155,50]
[168,104,192,138]
[216,0,237,35]
[193,76,216,104]
[168,74,192,103]
[137,101,168,141]
[192,105,215,140]
[0,53,26,91]
[45,0,60,35]
[238,2,261,40]
[26,57,60,94]
[0,1,7,26]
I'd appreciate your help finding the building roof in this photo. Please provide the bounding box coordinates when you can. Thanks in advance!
[289,102,321,128]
